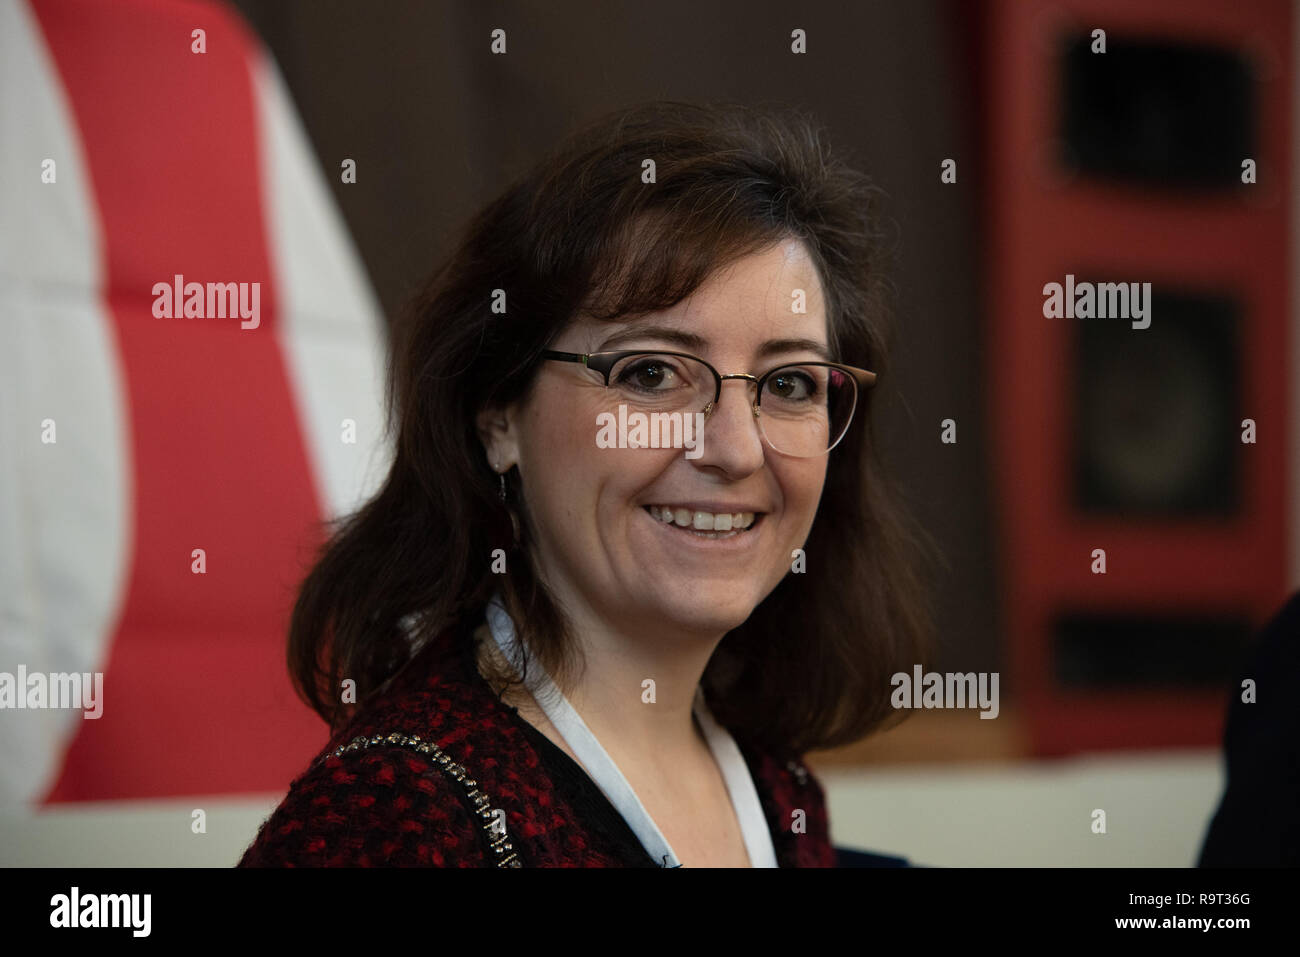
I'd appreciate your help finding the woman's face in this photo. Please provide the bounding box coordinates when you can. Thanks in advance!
[485,238,832,640]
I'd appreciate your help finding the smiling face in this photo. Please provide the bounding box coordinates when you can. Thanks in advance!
[479,238,833,641]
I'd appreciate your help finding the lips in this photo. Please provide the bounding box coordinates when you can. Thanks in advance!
[642,505,766,541]
[644,505,758,531]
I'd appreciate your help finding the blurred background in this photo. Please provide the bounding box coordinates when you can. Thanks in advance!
[1,0,1293,866]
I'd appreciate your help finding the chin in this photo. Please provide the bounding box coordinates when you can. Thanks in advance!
[633,585,763,635]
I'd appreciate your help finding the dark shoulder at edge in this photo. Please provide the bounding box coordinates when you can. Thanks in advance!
[236,739,487,866]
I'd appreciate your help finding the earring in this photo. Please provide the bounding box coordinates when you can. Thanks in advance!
[495,463,521,546]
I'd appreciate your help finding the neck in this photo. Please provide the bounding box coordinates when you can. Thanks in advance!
[567,608,719,760]
[494,592,724,765]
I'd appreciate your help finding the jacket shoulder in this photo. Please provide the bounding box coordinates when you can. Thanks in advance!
[237,740,499,867]
[239,637,519,867]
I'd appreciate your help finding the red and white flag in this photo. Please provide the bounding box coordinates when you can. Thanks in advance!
[0,0,390,805]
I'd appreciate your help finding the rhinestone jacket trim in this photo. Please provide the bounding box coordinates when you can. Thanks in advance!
[328,731,522,868]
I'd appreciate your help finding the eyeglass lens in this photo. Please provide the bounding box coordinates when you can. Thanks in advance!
[604,353,858,456]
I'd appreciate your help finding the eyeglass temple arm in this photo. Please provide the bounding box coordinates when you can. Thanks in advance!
[539,349,588,364]
[541,349,622,381]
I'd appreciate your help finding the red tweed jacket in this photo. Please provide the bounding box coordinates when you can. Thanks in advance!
[238,624,836,867]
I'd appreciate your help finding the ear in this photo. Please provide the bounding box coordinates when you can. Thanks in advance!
[475,401,522,471]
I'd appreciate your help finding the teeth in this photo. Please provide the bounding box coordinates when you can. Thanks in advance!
[646,506,757,530]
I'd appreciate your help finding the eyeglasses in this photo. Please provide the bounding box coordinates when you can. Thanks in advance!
[540,349,877,457]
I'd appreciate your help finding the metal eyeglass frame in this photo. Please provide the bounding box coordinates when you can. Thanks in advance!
[538,348,878,456]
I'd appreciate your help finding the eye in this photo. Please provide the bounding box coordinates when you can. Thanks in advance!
[615,356,684,392]
[764,367,820,402]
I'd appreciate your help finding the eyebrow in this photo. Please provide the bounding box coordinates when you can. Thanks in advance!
[594,324,833,363]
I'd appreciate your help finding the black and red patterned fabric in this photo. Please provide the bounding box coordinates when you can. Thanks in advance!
[238,624,836,867]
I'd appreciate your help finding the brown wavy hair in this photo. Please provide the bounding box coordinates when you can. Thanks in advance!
[288,99,937,758]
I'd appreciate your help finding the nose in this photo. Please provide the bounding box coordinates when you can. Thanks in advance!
[693,378,766,474]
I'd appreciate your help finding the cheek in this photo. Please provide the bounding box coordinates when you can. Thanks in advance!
[527,388,589,456]
[518,387,610,526]
[530,379,616,457]
[782,463,829,534]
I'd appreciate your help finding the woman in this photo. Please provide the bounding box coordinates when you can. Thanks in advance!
[238,99,933,868]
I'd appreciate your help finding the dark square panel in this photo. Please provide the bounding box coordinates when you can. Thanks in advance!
[1073,284,1240,516]
[1054,611,1250,689]
[1060,34,1255,188]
